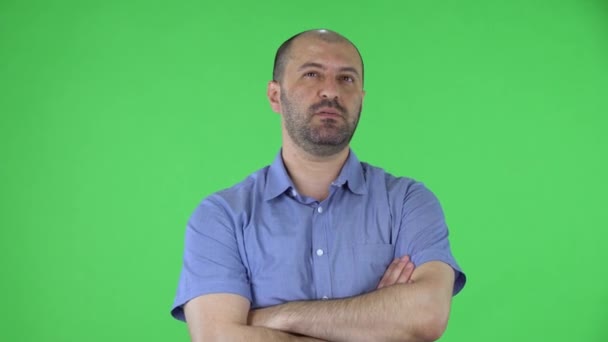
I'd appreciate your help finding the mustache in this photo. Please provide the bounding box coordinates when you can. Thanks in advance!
[309,99,347,115]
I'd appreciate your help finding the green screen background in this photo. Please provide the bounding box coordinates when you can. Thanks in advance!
[1,0,606,341]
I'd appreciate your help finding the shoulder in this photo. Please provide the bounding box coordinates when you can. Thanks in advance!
[360,161,441,209]
[360,161,426,194]
[191,165,270,220]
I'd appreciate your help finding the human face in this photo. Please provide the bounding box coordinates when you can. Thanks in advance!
[271,36,365,157]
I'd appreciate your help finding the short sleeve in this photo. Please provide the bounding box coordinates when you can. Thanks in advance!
[170,196,251,321]
[394,182,466,295]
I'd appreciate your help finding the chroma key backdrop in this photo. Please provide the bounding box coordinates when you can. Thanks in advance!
[1,1,606,341]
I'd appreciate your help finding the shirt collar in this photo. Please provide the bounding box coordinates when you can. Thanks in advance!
[333,150,367,195]
[263,149,367,201]
[263,151,296,201]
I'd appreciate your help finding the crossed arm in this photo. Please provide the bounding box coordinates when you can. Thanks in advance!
[184,257,455,342]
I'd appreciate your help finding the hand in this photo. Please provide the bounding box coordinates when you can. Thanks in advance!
[248,306,273,328]
[376,255,415,289]
[249,307,328,341]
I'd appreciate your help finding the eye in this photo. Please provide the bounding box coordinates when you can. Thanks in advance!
[303,71,318,78]
[341,75,355,83]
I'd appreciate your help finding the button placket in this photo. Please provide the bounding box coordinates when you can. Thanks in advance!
[311,201,331,301]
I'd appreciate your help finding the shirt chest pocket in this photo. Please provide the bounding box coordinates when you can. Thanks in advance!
[333,243,395,298]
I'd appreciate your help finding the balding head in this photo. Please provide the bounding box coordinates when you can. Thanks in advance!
[272,29,364,83]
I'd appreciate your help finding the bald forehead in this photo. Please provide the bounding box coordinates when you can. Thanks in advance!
[272,29,365,83]
[289,31,359,58]
[286,34,363,72]
[296,30,351,44]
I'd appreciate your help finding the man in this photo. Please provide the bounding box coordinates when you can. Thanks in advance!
[171,29,466,341]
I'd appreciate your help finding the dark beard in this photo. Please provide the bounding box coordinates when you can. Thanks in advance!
[281,91,361,157]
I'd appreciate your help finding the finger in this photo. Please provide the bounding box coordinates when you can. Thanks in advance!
[399,256,414,282]
[377,258,403,289]
[399,255,411,265]
[395,261,415,285]
[377,255,414,289]
[377,257,408,289]
[377,258,399,289]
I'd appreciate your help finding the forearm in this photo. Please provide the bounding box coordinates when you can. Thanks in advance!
[249,264,454,342]
[250,285,425,341]
[184,293,326,342]
[189,324,325,342]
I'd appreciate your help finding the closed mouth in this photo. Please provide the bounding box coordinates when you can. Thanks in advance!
[315,107,341,116]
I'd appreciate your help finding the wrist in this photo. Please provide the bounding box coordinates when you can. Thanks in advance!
[249,305,288,331]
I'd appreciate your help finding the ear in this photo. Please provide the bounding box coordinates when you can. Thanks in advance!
[267,80,282,114]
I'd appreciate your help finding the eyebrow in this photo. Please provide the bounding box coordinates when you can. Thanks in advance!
[298,62,361,77]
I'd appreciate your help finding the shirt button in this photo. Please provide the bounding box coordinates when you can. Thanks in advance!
[317,206,323,214]
[316,248,324,256]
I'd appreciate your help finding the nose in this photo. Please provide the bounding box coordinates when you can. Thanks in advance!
[318,77,339,100]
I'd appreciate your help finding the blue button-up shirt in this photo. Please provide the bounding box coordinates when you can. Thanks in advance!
[171,151,466,321]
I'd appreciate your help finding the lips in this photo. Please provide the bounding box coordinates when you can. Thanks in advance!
[314,107,341,117]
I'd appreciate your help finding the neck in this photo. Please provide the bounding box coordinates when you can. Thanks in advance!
[281,138,350,202]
